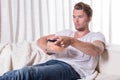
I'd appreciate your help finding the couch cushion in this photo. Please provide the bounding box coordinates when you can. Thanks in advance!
[98,44,120,75]
[0,41,52,75]
[0,43,12,75]
[95,73,120,80]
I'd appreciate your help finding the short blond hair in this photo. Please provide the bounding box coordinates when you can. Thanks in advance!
[74,2,92,17]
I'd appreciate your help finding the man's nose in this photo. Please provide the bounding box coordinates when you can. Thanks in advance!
[75,18,79,22]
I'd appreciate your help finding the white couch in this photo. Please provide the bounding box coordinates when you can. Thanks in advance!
[0,41,120,80]
[95,44,120,80]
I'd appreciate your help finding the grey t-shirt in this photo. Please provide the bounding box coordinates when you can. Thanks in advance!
[53,30,105,78]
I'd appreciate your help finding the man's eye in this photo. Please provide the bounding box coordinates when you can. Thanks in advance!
[73,16,75,18]
[78,16,83,18]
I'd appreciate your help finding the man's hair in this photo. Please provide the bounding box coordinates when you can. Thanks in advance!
[74,2,92,17]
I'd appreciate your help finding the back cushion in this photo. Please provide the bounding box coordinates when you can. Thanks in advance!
[98,44,120,75]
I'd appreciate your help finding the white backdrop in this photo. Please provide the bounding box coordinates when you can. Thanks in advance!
[0,0,119,44]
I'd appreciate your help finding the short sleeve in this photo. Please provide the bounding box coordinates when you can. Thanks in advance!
[91,32,106,43]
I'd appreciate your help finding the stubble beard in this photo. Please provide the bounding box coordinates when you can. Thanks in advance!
[75,27,86,31]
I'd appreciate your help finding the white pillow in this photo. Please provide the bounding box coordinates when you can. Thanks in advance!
[0,43,12,75]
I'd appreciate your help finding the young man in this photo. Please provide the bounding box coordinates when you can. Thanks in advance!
[0,2,105,80]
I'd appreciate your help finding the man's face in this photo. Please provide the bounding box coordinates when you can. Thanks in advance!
[73,9,91,31]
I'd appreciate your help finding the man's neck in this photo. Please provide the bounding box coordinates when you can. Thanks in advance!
[74,30,90,38]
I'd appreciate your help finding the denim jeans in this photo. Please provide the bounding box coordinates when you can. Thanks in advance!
[0,60,80,80]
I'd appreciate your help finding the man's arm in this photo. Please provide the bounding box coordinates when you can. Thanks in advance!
[70,38,105,56]
[54,36,105,56]
[37,34,55,51]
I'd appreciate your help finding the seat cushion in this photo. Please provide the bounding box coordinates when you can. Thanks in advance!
[95,73,120,80]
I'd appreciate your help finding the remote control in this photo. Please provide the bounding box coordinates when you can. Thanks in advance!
[47,39,57,42]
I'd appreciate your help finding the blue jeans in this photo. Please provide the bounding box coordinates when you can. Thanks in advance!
[0,60,80,80]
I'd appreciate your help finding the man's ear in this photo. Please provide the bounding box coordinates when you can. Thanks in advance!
[89,17,92,22]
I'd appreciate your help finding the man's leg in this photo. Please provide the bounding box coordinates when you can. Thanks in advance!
[0,60,80,80]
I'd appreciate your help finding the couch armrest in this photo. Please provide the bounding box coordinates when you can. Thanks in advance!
[98,44,120,75]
